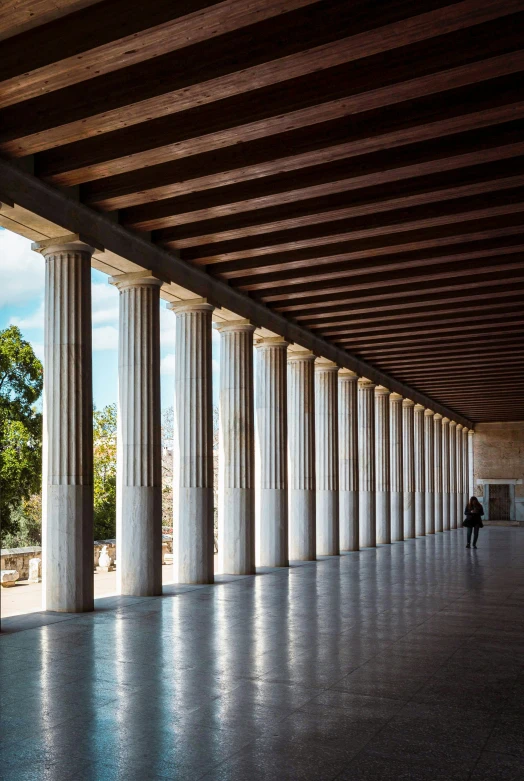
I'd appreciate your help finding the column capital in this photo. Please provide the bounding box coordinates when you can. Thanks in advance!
[109,270,165,290]
[255,336,289,349]
[424,408,435,417]
[434,413,443,421]
[390,392,403,402]
[287,349,315,363]
[468,428,475,435]
[456,423,464,431]
[358,377,375,390]
[32,233,100,257]
[442,417,450,424]
[403,397,415,408]
[414,403,425,412]
[214,318,255,334]
[167,297,214,314]
[339,368,358,380]
[375,385,390,397]
[314,357,338,372]
[450,420,457,428]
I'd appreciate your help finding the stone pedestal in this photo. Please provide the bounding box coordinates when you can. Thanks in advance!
[402,399,415,539]
[358,378,376,548]
[169,299,214,584]
[34,237,94,613]
[112,272,163,597]
[433,413,443,533]
[414,403,425,536]
[217,321,256,575]
[288,351,316,561]
[339,370,359,551]
[255,337,289,567]
[390,393,403,542]
[449,421,457,529]
[375,386,391,545]
[456,424,464,527]
[315,359,339,556]
[442,418,450,531]
[424,409,435,534]
[28,558,42,583]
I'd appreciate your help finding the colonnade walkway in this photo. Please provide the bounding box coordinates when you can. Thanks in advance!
[1,527,523,781]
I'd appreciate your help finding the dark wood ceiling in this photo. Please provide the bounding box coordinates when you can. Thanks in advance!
[1,0,523,422]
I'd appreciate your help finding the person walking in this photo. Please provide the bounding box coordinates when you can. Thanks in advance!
[464,496,484,548]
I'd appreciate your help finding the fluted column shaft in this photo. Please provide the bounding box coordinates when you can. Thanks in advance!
[375,386,391,545]
[37,239,94,613]
[434,414,443,533]
[390,393,403,543]
[424,409,435,534]
[339,370,359,551]
[170,299,214,584]
[449,422,457,529]
[456,424,464,527]
[358,378,376,548]
[113,273,163,597]
[402,399,415,539]
[288,351,316,561]
[315,360,339,556]
[218,321,255,575]
[255,338,288,567]
[414,404,425,536]
[442,418,450,531]
[468,430,475,500]
[462,427,469,513]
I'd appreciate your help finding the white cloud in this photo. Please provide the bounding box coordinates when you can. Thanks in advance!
[91,282,119,326]
[92,325,118,350]
[161,352,176,374]
[0,230,45,307]
[31,342,44,361]
[160,305,176,347]
[10,299,44,329]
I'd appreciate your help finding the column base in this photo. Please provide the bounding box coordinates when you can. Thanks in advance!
[175,487,214,584]
[376,491,391,544]
[415,492,425,536]
[391,491,403,542]
[316,490,339,556]
[289,489,316,561]
[340,490,359,551]
[359,490,376,548]
[119,486,162,597]
[425,496,435,534]
[219,488,256,576]
[257,488,288,567]
[403,491,415,539]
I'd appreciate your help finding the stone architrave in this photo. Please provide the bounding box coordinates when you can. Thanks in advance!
[358,378,376,548]
[339,369,359,551]
[33,236,95,613]
[217,320,256,575]
[414,404,425,536]
[169,298,214,584]
[433,413,443,533]
[255,337,289,567]
[288,350,316,561]
[375,386,391,545]
[424,409,435,534]
[456,424,464,527]
[449,422,457,529]
[442,418,451,531]
[390,393,403,543]
[402,399,415,539]
[111,271,163,597]
[315,358,339,556]
[468,429,475,499]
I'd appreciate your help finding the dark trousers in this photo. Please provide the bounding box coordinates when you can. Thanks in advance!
[467,526,480,545]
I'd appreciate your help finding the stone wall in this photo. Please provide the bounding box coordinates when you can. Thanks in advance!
[474,422,524,521]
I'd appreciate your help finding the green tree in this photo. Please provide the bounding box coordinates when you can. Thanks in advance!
[0,326,43,545]
[93,403,117,540]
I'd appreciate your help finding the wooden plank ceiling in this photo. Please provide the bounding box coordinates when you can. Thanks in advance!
[1,0,524,422]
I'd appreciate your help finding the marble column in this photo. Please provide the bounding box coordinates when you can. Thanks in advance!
[414,403,425,536]
[390,393,403,543]
[424,409,435,534]
[34,237,94,613]
[217,320,256,575]
[375,386,391,545]
[255,337,289,567]
[169,298,214,584]
[315,359,340,556]
[456,424,464,527]
[468,429,475,499]
[112,272,163,597]
[442,418,450,531]
[449,421,457,529]
[358,378,376,548]
[433,413,443,533]
[339,369,359,551]
[288,350,316,561]
[402,398,415,539]
[462,426,469,512]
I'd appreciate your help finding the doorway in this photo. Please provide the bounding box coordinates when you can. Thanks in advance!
[489,484,511,520]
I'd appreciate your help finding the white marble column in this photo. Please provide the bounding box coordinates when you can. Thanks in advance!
[34,237,94,613]
[358,378,376,548]
[390,393,403,543]
[169,298,214,584]
[402,398,415,539]
[449,421,457,529]
[112,272,163,597]
[288,350,316,561]
[424,409,435,534]
[433,413,443,533]
[442,418,450,531]
[456,424,464,527]
[462,426,469,512]
[217,320,256,575]
[468,429,475,499]
[315,359,339,555]
[375,386,391,545]
[414,403,425,536]
[339,369,359,551]
[255,337,289,567]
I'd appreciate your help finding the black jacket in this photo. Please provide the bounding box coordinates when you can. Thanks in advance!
[464,504,484,528]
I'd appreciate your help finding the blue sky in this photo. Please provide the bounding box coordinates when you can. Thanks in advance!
[0,228,220,410]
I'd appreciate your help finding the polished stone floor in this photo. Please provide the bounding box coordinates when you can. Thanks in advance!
[1,527,523,781]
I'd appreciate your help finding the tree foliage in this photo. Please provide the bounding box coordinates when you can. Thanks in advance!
[0,326,43,544]
[93,403,117,540]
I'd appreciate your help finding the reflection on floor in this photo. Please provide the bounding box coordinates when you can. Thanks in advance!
[1,528,523,781]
